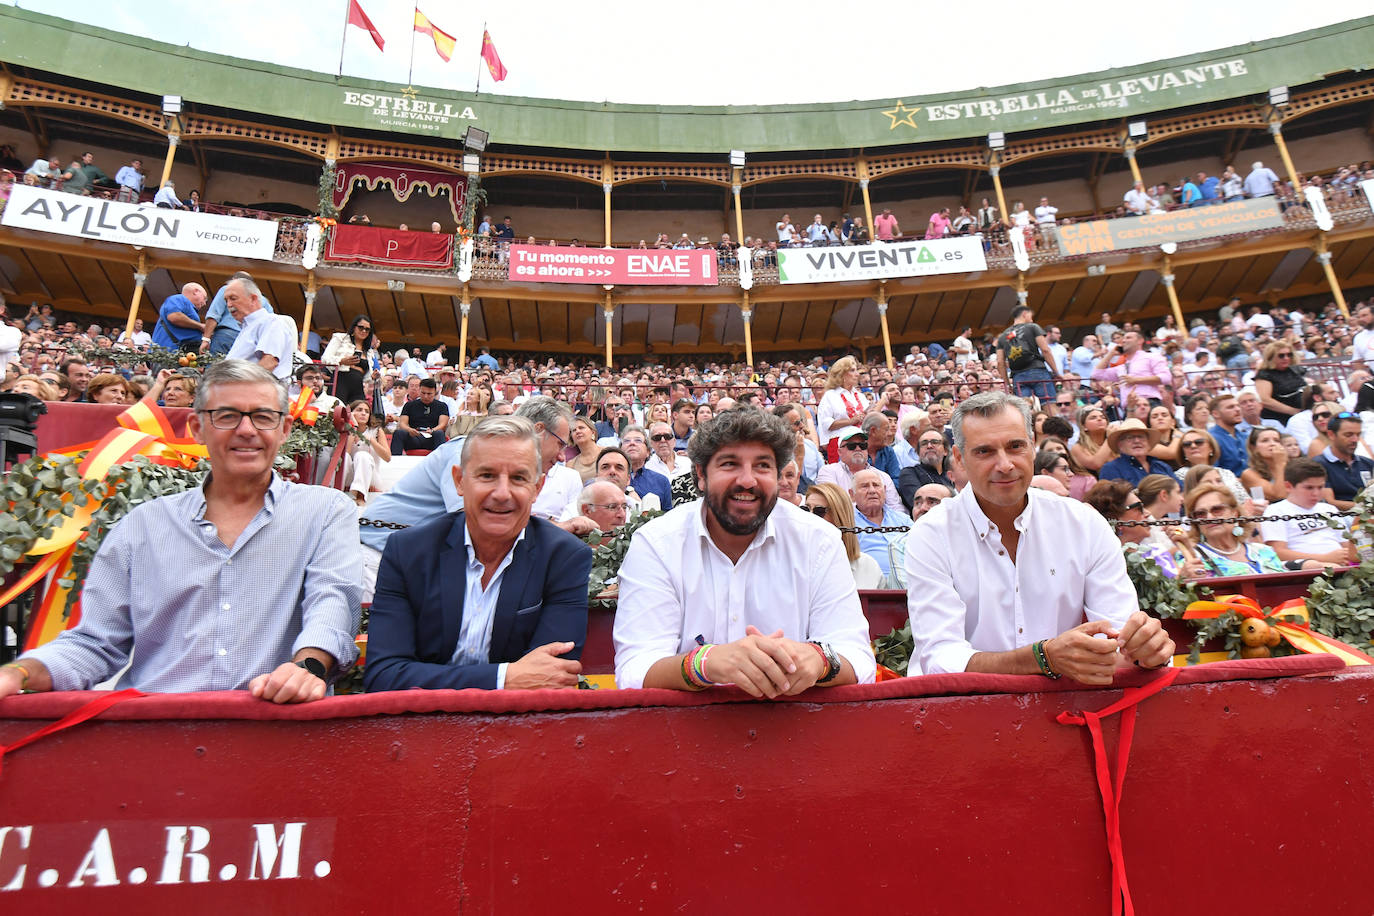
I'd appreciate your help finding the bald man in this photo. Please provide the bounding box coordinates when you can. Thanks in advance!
[152,282,208,352]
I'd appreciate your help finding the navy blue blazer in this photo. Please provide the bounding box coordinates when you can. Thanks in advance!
[363,512,592,691]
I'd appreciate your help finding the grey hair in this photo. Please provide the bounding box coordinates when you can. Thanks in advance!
[459,415,541,476]
[949,390,1033,452]
[860,412,888,435]
[578,477,621,508]
[193,358,287,412]
[226,274,261,300]
[514,394,572,434]
[618,424,648,442]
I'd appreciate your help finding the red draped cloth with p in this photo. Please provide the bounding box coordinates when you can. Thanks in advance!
[325,224,453,269]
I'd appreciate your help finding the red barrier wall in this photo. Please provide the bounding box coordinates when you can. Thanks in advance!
[0,658,1367,913]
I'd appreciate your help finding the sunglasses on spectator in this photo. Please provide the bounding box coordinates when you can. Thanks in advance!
[649,433,674,442]
[1313,412,1332,420]
[800,504,829,518]
[1124,501,1145,513]
[1193,504,1235,519]
[1182,439,1208,448]
[842,441,868,450]
[1334,412,1358,420]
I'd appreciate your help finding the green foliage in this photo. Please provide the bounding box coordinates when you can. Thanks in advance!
[78,344,221,374]
[873,621,912,676]
[1306,558,1374,655]
[585,510,661,604]
[462,174,488,233]
[278,418,345,472]
[317,163,339,220]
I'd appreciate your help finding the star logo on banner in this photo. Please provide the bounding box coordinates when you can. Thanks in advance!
[401,85,420,101]
[882,100,921,131]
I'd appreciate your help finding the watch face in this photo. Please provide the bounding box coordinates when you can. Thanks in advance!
[298,658,327,679]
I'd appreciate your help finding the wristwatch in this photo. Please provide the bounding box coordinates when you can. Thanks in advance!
[810,641,841,684]
[296,657,327,680]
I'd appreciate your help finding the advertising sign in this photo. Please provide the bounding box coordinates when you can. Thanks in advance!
[777,237,986,285]
[1056,198,1284,256]
[1,185,279,261]
[508,245,718,285]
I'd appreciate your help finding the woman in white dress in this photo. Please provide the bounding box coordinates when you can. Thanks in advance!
[816,356,868,463]
[345,399,391,506]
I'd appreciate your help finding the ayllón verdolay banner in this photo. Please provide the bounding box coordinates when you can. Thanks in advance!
[777,237,987,285]
[508,245,718,285]
[1056,197,1284,255]
[1,185,279,260]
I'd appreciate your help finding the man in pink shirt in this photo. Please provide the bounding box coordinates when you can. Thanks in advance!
[873,208,900,241]
[925,208,952,240]
[1090,330,1170,405]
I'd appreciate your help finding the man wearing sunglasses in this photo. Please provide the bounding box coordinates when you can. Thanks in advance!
[645,421,691,479]
[817,423,904,515]
[1,360,360,703]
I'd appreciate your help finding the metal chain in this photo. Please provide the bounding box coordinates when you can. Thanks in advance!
[1111,510,1357,529]
[358,517,411,530]
[838,525,913,534]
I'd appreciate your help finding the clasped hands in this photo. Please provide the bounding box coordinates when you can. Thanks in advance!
[1044,613,1174,686]
[700,625,827,699]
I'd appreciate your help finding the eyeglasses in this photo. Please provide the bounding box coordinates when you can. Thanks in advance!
[584,503,627,514]
[1124,501,1145,513]
[355,325,372,333]
[918,439,944,448]
[543,427,568,449]
[1182,439,1208,448]
[842,441,868,450]
[800,504,829,518]
[1193,504,1235,519]
[1275,352,1292,358]
[648,433,674,443]
[199,407,286,430]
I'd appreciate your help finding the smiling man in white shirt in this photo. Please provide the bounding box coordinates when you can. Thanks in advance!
[904,391,1173,683]
[614,408,875,695]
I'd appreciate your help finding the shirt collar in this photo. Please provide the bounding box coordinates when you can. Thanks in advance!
[958,482,1033,536]
[691,495,777,556]
[463,521,527,569]
[187,472,283,523]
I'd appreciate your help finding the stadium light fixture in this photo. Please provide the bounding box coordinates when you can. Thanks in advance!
[1268,86,1289,107]
[162,95,182,116]
[1127,120,1147,140]
[729,150,746,168]
[987,132,1005,151]
[462,127,489,152]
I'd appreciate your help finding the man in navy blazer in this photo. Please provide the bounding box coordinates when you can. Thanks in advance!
[364,416,593,691]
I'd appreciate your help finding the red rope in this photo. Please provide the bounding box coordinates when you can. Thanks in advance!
[1056,667,1180,916]
[0,689,145,779]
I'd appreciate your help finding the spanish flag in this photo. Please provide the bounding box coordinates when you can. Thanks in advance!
[481,30,508,82]
[414,9,457,63]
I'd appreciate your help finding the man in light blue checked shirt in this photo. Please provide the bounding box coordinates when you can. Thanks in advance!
[0,360,361,703]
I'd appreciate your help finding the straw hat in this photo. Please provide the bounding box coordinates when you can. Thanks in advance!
[1106,418,1162,451]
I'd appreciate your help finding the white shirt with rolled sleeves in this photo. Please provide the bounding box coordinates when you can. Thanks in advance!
[613,498,876,689]
[903,486,1138,676]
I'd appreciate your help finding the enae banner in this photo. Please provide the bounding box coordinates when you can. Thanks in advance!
[1,185,279,260]
[776,237,986,285]
[1056,197,1284,255]
[508,245,718,285]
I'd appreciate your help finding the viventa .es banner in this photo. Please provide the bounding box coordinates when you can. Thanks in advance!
[777,237,987,284]
[1,185,280,260]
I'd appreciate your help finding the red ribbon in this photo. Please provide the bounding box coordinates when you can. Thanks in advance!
[0,688,145,780]
[1057,667,1180,916]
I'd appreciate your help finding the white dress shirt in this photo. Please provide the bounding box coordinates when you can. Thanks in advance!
[646,452,692,479]
[451,526,525,689]
[904,487,1137,676]
[613,498,876,689]
[532,462,584,520]
[227,308,294,380]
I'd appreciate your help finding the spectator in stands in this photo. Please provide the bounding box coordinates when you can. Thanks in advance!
[1196,171,1220,205]
[998,305,1058,403]
[225,276,293,380]
[646,420,691,479]
[390,377,449,455]
[1243,161,1281,198]
[322,315,378,404]
[143,368,195,408]
[1241,427,1289,502]
[816,356,868,460]
[1220,166,1244,202]
[1092,330,1169,406]
[1317,412,1373,509]
[851,466,912,582]
[873,208,900,241]
[578,478,630,534]
[614,408,875,693]
[898,427,952,514]
[58,356,90,402]
[1099,419,1174,486]
[153,180,186,209]
[1303,401,1341,458]
[904,391,1172,681]
[617,425,671,510]
[910,482,955,520]
[1183,483,1285,577]
[63,151,108,195]
[1260,458,1354,567]
[113,157,144,202]
[804,482,883,589]
[151,283,208,352]
[1208,394,1248,474]
[345,399,390,506]
[364,415,592,693]
[1123,181,1156,215]
[860,411,901,482]
[23,156,62,188]
[818,427,903,514]
[565,415,601,482]
[86,372,130,405]
[0,360,361,702]
[1252,344,1309,426]
[1031,449,1073,497]
[201,271,275,356]
[924,207,952,240]
[1033,196,1059,245]
[669,398,695,450]
[11,374,58,400]
[1147,404,1183,465]
[777,459,803,505]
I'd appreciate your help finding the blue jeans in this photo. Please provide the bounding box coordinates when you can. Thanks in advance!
[1011,367,1056,403]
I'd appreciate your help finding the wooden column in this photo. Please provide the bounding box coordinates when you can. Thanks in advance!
[1160,256,1186,331]
[1268,117,1303,194]
[603,289,614,369]
[732,166,745,247]
[989,159,1009,225]
[1314,236,1351,320]
[1123,144,1143,186]
[602,161,614,247]
[876,282,893,370]
[740,291,754,370]
[158,126,181,190]
[299,272,317,351]
[123,253,149,343]
[857,158,875,239]
[458,283,472,367]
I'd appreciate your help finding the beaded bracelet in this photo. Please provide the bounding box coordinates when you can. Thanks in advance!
[1032,641,1060,680]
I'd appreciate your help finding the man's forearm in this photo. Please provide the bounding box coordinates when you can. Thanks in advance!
[1,657,54,696]
[167,313,203,330]
[964,647,1039,676]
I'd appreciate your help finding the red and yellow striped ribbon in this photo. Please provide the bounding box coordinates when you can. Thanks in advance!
[289,387,319,426]
[1184,594,1374,667]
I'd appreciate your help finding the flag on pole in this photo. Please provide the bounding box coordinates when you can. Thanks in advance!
[481,30,508,82]
[414,9,458,62]
[346,0,385,51]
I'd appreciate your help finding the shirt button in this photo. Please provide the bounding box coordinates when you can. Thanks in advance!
[222,603,231,611]
[1018,627,1023,634]
[226,559,232,566]
[998,550,1005,556]
[217,648,227,656]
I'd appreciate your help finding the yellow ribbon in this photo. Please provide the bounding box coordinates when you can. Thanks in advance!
[289,387,320,426]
